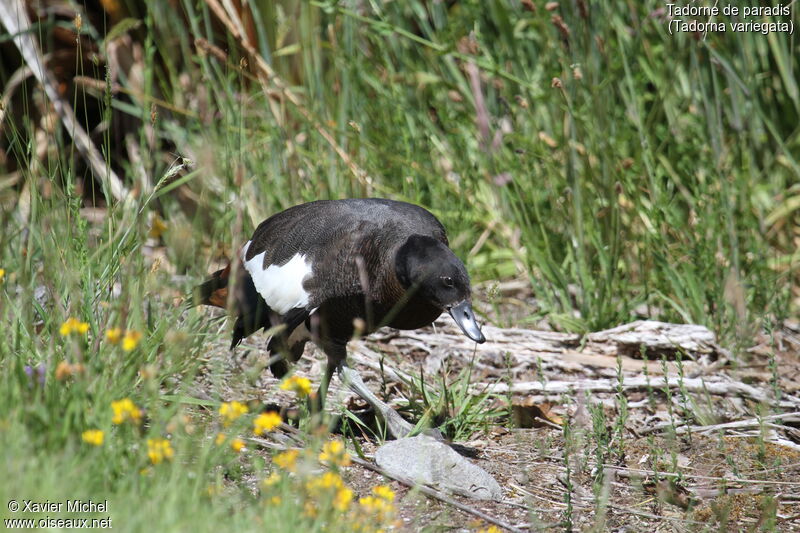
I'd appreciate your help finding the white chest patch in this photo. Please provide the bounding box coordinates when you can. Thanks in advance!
[241,241,313,315]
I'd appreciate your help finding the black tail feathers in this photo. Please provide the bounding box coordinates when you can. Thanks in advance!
[194,264,231,308]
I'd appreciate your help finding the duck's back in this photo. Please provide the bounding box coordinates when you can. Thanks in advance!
[244,199,448,269]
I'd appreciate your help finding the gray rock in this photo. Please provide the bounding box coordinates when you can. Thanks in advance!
[374,435,502,500]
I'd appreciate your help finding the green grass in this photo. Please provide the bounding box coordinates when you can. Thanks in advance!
[0,0,797,531]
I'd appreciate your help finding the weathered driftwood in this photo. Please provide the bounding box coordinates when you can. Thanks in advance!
[360,319,722,382]
[585,320,718,356]
[470,376,784,405]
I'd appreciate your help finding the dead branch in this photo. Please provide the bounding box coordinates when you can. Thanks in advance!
[470,375,799,407]
[606,466,800,487]
[0,0,129,202]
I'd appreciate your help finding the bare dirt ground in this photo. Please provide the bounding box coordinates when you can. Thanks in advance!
[192,297,800,532]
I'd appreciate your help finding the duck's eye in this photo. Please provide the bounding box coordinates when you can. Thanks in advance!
[442,276,454,288]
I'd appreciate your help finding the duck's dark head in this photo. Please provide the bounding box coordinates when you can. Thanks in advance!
[396,234,486,343]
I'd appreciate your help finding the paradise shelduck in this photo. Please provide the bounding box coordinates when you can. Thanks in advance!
[197,198,485,437]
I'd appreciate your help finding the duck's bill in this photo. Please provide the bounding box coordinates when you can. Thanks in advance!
[448,300,486,344]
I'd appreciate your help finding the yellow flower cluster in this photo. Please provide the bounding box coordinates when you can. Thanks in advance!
[306,471,345,491]
[372,485,395,502]
[358,484,397,522]
[262,472,281,488]
[81,429,104,446]
[272,449,299,472]
[215,433,245,453]
[213,401,251,453]
[111,398,143,425]
[261,443,399,529]
[147,438,175,465]
[219,401,249,426]
[279,375,313,397]
[105,328,142,351]
[267,447,344,511]
[334,486,355,512]
[253,412,282,435]
[319,439,351,467]
[475,526,502,533]
[122,331,142,351]
[0,268,5,282]
[304,472,353,513]
[105,328,122,344]
[149,215,168,239]
[55,360,85,381]
[60,318,89,336]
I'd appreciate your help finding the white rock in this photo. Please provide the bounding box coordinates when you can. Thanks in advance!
[375,435,502,500]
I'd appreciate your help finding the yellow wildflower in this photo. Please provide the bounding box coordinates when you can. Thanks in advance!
[149,215,167,239]
[476,527,502,533]
[269,495,281,505]
[303,501,317,518]
[230,438,245,453]
[358,495,378,510]
[253,412,282,435]
[105,328,123,344]
[0,268,5,282]
[321,471,344,488]
[81,429,104,446]
[306,471,344,493]
[359,495,396,518]
[262,472,281,488]
[319,439,351,467]
[279,375,312,397]
[111,398,143,425]
[334,487,354,511]
[372,484,395,502]
[122,330,142,351]
[219,401,249,426]
[60,317,89,336]
[272,449,299,472]
[55,360,85,381]
[215,433,227,446]
[147,438,175,465]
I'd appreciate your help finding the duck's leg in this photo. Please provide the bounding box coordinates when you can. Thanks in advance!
[320,342,437,439]
[336,362,417,439]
